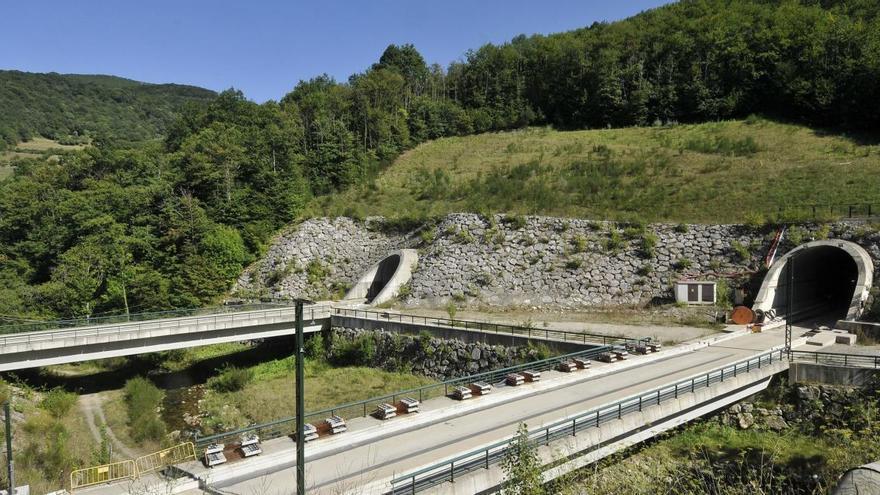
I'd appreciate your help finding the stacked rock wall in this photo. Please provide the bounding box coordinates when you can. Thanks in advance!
[330,327,546,380]
[235,214,880,313]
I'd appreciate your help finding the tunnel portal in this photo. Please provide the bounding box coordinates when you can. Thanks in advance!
[754,240,873,322]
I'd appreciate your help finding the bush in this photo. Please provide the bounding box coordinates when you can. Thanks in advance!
[329,333,376,366]
[640,232,658,258]
[674,223,689,233]
[570,235,587,254]
[306,259,329,285]
[123,377,166,443]
[208,365,254,393]
[40,388,77,419]
[565,259,583,270]
[504,214,527,230]
[731,241,751,262]
[674,258,693,271]
[637,264,653,276]
[605,230,625,252]
[446,301,458,320]
[305,333,325,360]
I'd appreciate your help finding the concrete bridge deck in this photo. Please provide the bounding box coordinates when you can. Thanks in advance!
[162,327,793,495]
[0,304,331,371]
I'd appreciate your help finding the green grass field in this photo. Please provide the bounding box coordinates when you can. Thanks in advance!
[0,137,86,172]
[200,359,436,434]
[309,118,880,223]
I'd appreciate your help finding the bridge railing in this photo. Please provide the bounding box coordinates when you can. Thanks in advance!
[390,348,786,494]
[0,303,333,346]
[0,303,299,335]
[194,344,613,449]
[790,350,879,369]
[334,307,645,347]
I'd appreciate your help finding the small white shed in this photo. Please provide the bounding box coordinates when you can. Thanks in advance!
[674,280,716,305]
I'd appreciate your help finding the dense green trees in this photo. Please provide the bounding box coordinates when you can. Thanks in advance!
[0,71,215,146]
[1,0,878,321]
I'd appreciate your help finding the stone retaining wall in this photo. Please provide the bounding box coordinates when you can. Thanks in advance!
[329,327,547,380]
[234,214,880,312]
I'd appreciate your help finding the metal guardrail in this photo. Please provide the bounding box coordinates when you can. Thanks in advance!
[0,304,332,347]
[791,350,880,369]
[194,344,613,449]
[390,348,786,494]
[334,308,644,347]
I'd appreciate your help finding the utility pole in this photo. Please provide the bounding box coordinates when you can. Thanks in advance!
[4,401,14,495]
[294,298,314,495]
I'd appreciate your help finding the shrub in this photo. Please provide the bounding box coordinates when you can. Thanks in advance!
[208,365,254,393]
[570,235,588,254]
[329,333,376,366]
[304,333,325,360]
[123,377,166,443]
[419,228,435,245]
[504,214,527,230]
[445,301,458,321]
[40,388,77,419]
[637,264,653,276]
[640,232,658,258]
[674,223,689,233]
[565,259,583,270]
[731,240,751,262]
[306,260,329,285]
[605,230,625,252]
[455,228,475,243]
[674,258,693,271]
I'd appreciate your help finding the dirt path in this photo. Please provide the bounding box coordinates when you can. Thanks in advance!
[79,393,140,460]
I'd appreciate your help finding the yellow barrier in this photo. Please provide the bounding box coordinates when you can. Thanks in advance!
[135,442,196,475]
[70,442,196,491]
[70,459,136,489]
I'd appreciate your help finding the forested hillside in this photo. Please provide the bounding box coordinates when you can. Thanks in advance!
[0,71,215,148]
[1,0,879,321]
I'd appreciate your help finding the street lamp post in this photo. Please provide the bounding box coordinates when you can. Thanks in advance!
[294,298,314,495]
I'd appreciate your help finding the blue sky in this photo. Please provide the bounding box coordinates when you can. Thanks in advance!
[4,1,671,102]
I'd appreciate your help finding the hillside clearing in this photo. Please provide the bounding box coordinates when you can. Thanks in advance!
[310,119,880,224]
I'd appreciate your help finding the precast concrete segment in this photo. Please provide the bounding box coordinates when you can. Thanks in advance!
[207,329,789,495]
[344,249,419,306]
[0,305,330,371]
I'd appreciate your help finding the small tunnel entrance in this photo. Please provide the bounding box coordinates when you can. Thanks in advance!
[366,254,400,302]
[344,249,419,306]
[755,240,873,322]
[771,246,858,320]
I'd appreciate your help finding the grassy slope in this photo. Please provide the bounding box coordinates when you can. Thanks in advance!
[201,358,436,433]
[311,118,880,223]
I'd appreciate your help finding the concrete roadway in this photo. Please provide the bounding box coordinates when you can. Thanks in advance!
[202,327,791,495]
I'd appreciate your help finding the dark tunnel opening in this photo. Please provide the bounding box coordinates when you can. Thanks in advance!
[770,246,858,322]
[366,254,401,302]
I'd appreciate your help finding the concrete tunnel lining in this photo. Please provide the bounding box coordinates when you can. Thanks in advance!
[344,249,419,306]
[754,240,873,321]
